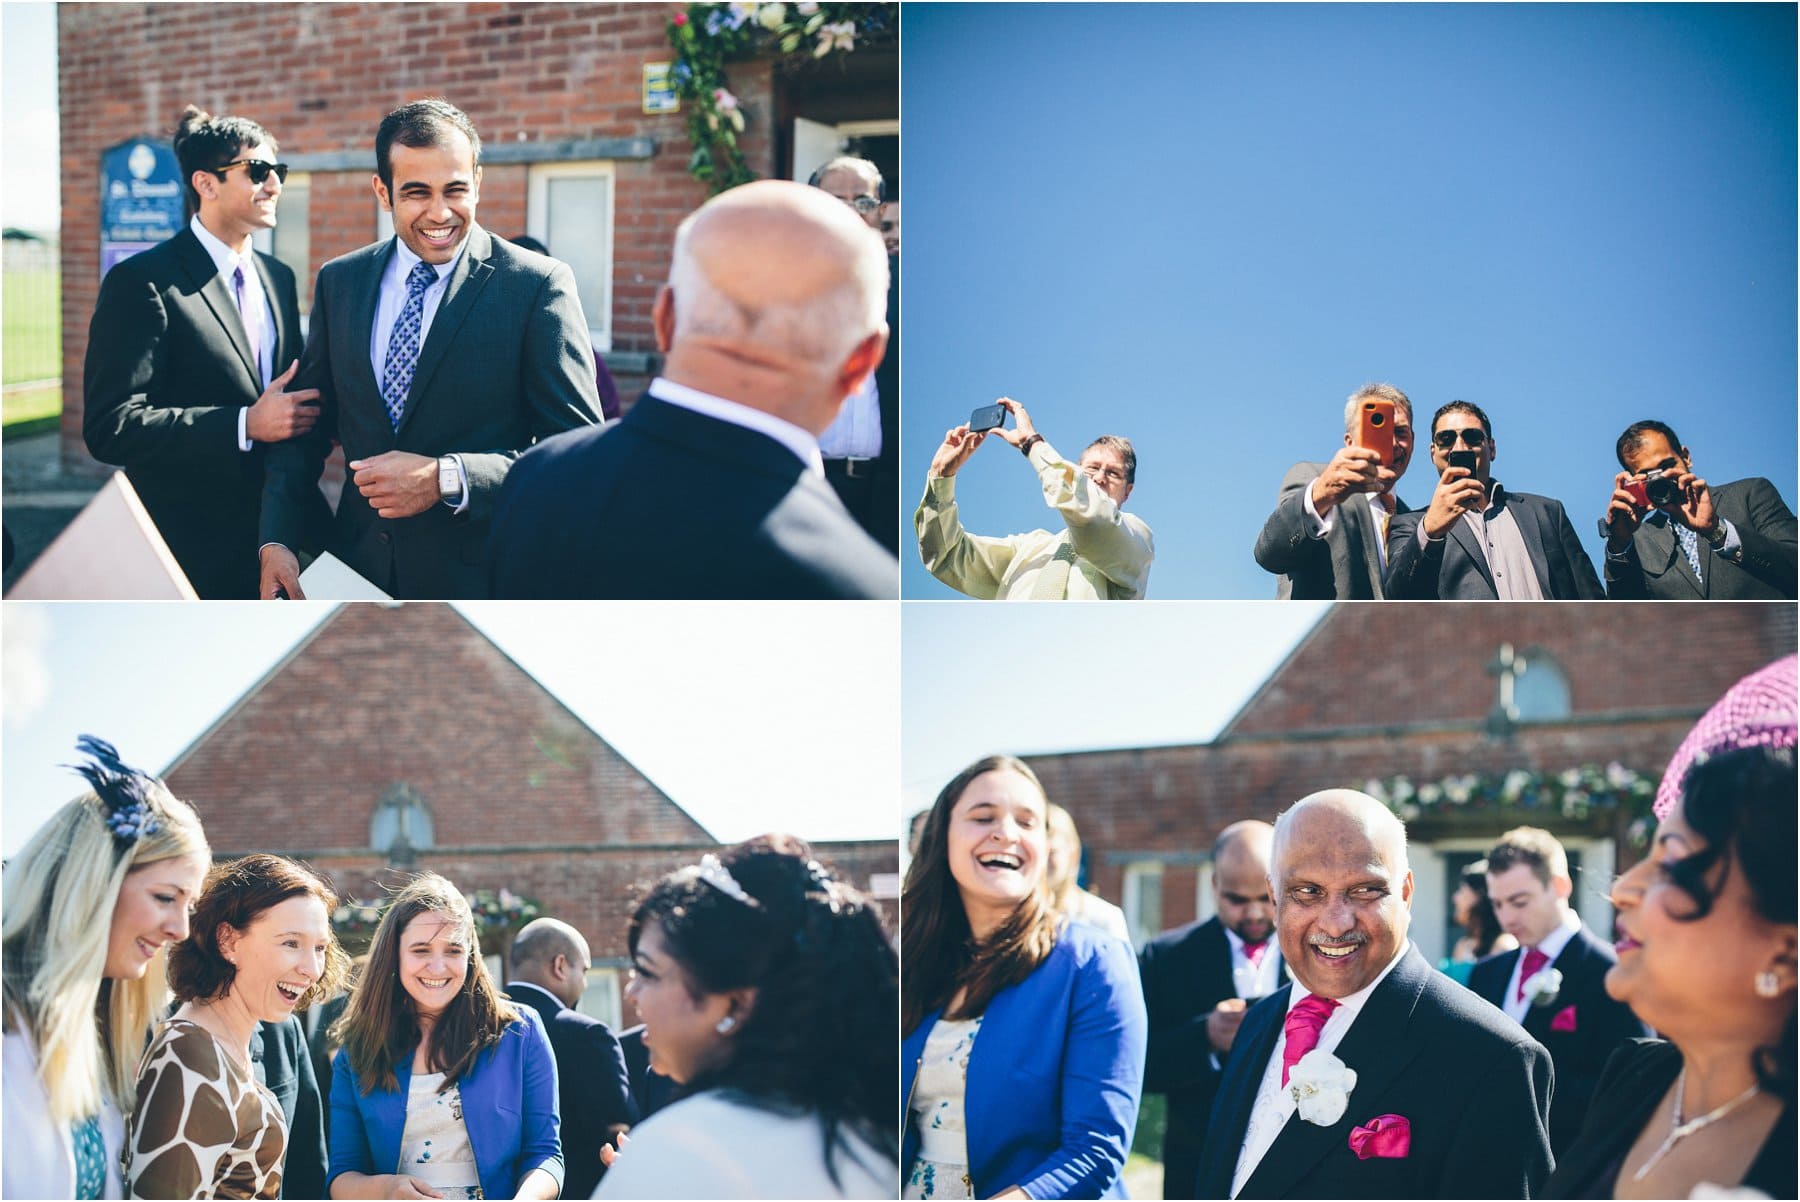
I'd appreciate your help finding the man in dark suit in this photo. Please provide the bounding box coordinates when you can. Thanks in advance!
[1468,827,1649,1159]
[488,179,897,599]
[259,98,600,600]
[1254,383,1415,599]
[1601,419,1797,599]
[1386,399,1604,599]
[251,1015,326,1200]
[617,1024,680,1123]
[1196,790,1553,1199]
[809,156,899,554]
[84,106,324,598]
[1139,821,1287,1198]
[504,918,632,1197]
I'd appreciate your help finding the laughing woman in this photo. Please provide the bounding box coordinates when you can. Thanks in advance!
[327,873,562,1201]
[901,756,1147,1200]
[3,738,210,1200]
[125,854,350,1199]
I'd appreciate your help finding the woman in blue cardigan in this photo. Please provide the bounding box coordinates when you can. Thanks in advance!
[327,874,561,1200]
[901,755,1147,1200]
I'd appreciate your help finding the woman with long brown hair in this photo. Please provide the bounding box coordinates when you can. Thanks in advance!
[901,755,1146,1200]
[326,873,561,1200]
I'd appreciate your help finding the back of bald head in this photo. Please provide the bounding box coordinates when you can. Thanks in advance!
[510,917,587,970]
[666,179,888,370]
[1212,820,1274,875]
[1272,789,1409,875]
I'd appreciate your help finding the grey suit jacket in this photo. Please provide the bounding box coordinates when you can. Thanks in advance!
[1254,461,1407,599]
[261,226,601,598]
[1606,477,1798,599]
[1386,486,1604,600]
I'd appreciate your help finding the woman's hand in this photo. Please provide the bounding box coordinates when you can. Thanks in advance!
[928,424,986,478]
[328,1172,443,1199]
[990,397,1038,448]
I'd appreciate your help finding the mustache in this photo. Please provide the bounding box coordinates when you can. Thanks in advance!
[1306,932,1369,948]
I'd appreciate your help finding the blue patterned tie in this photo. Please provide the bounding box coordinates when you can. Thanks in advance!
[1674,522,1703,582]
[381,260,438,429]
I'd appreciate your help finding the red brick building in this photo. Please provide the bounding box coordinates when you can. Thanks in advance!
[1032,603,1795,961]
[55,2,898,476]
[159,602,897,1028]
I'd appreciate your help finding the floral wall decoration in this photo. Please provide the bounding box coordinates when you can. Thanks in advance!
[1362,763,1659,846]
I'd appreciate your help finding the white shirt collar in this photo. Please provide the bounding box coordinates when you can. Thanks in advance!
[189,213,252,275]
[1282,938,1411,1022]
[389,232,462,284]
[648,376,825,478]
[1530,908,1583,963]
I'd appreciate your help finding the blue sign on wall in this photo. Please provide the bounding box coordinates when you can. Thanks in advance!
[100,139,185,277]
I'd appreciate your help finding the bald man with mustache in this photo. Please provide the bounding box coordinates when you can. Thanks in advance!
[488,180,897,598]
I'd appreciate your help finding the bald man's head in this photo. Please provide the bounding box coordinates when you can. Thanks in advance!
[656,180,889,433]
[509,917,592,1009]
[1271,790,1414,1000]
[1212,820,1275,944]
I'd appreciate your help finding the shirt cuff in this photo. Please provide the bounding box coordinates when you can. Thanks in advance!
[441,454,470,514]
[1301,480,1332,538]
[1712,517,1741,560]
[238,407,253,452]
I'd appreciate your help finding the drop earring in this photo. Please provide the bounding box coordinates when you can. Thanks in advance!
[715,1015,736,1034]
[1755,971,1781,998]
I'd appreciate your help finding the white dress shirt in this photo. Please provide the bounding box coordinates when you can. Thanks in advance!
[1230,941,1412,1199]
[368,235,470,510]
[1500,908,1582,1024]
[1224,927,1284,1002]
[1304,485,1398,570]
[816,372,883,460]
[190,215,276,452]
[646,376,826,478]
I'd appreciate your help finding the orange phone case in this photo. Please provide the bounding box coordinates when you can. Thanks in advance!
[1358,400,1395,466]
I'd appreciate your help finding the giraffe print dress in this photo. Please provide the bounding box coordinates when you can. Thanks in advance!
[124,1018,288,1199]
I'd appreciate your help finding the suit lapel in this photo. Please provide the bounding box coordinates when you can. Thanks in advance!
[400,226,496,433]
[1205,996,1285,1195]
[1645,515,1706,598]
[176,229,261,393]
[1446,514,1496,595]
[349,242,392,410]
[1346,494,1387,599]
[250,252,291,377]
[1507,491,1557,595]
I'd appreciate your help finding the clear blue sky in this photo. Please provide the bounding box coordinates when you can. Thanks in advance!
[3,603,899,856]
[901,3,1797,599]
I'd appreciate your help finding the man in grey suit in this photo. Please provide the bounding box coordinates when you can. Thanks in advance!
[259,98,600,599]
[1386,400,1604,599]
[1601,419,1797,599]
[1254,383,1415,599]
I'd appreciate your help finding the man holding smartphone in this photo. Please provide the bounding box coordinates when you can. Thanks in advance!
[914,396,1154,599]
[1600,420,1796,599]
[1385,400,1603,599]
[1253,382,1415,599]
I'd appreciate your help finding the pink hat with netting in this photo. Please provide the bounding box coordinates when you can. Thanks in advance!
[1654,654,1797,821]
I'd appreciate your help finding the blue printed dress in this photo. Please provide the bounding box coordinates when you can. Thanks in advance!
[399,1073,482,1199]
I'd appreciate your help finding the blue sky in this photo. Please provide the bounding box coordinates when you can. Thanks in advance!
[2,603,899,856]
[900,3,1797,599]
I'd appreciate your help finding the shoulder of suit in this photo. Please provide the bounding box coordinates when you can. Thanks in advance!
[252,248,295,281]
[1415,963,1546,1051]
[317,239,391,280]
[1141,915,1221,956]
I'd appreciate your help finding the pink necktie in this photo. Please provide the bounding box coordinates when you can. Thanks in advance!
[1281,994,1340,1085]
[1243,940,1269,967]
[1516,947,1549,1002]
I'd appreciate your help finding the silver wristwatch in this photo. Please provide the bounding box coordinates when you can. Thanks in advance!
[437,455,460,502]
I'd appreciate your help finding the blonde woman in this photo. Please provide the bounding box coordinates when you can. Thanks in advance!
[2,737,210,1199]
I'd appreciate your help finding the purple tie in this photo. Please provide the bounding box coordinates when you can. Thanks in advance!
[232,264,263,386]
[1282,994,1340,1086]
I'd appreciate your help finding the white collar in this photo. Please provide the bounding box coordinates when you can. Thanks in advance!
[648,377,825,478]
[1283,939,1411,1022]
[189,213,253,275]
[389,232,462,284]
[1527,908,1583,964]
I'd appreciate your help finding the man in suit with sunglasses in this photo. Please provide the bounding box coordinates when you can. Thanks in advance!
[1385,400,1603,599]
[84,106,324,598]
[259,98,601,600]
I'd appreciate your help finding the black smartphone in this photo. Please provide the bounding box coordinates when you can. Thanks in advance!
[969,403,1006,434]
[1447,449,1479,474]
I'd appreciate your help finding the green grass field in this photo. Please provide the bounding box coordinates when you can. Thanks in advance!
[2,383,61,435]
[3,268,62,385]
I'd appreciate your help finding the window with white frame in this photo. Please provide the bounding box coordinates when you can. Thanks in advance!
[527,161,615,352]
[577,966,623,1031]
[1121,861,1164,947]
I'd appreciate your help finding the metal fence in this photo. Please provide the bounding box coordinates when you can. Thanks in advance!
[3,236,62,387]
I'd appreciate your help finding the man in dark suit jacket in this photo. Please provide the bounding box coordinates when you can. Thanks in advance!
[1601,420,1797,599]
[1468,827,1649,1159]
[1386,399,1603,599]
[1139,821,1287,1198]
[617,1023,680,1123]
[84,107,325,598]
[1255,383,1415,599]
[488,179,897,599]
[251,1016,326,1200]
[1196,790,1552,1200]
[260,99,600,600]
[504,918,632,1198]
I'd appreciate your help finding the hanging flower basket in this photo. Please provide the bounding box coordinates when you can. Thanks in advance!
[1362,763,1658,847]
[665,2,898,193]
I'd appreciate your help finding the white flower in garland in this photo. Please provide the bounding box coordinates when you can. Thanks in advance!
[1288,1049,1357,1126]
[1524,967,1564,1008]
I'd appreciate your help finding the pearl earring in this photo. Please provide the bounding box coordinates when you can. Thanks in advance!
[1755,971,1781,998]
[715,1015,736,1034]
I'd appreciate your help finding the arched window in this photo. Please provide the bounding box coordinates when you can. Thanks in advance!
[1512,648,1572,722]
[370,783,434,866]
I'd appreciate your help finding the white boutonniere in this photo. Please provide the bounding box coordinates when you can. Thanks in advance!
[1288,1049,1358,1126]
[1524,967,1563,1008]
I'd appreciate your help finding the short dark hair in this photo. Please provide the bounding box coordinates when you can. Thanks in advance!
[1615,420,1684,470]
[172,105,276,219]
[375,98,482,193]
[1486,826,1569,887]
[1432,399,1492,439]
[168,853,349,1007]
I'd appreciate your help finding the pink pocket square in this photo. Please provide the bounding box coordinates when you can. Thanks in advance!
[1551,1005,1578,1033]
[1349,1114,1411,1160]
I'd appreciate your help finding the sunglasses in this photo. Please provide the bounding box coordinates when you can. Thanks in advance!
[1432,428,1488,450]
[214,159,290,186]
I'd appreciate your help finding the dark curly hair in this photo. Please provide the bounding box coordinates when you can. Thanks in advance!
[1665,745,1796,1103]
[168,853,351,1008]
[628,835,896,1184]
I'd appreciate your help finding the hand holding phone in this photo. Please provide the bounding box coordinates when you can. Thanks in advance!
[969,402,1007,434]
[1357,399,1395,466]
